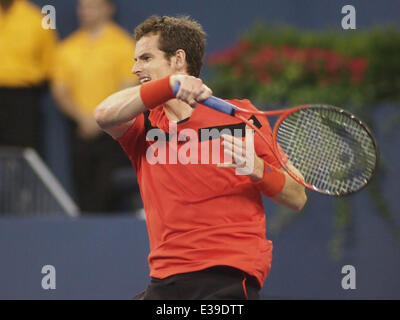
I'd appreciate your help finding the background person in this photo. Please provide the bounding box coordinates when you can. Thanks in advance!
[51,0,138,213]
[0,0,58,156]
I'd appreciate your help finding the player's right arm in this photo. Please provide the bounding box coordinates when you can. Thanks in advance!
[94,74,212,138]
[94,85,144,138]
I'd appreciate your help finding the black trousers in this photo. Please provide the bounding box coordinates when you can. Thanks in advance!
[69,124,132,213]
[136,266,260,300]
[0,86,43,155]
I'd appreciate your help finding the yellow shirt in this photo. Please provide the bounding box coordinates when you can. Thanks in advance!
[0,0,58,87]
[52,22,137,115]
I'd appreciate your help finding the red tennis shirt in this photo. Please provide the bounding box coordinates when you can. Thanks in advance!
[116,99,282,288]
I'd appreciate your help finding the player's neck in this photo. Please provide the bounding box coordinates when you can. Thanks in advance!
[164,99,194,122]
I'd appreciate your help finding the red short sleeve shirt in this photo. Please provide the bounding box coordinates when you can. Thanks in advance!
[116,99,281,288]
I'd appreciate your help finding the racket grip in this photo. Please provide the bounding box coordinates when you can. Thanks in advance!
[173,82,237,116]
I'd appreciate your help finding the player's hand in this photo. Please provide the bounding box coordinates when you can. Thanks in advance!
[217,121,264,181]
[169,74,212,108]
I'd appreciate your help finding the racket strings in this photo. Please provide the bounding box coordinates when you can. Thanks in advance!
[276,106,376,195]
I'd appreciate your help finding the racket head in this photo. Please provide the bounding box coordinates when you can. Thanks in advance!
[272,104,379,196]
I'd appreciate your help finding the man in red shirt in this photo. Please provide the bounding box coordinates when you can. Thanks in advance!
[94,15,307,299]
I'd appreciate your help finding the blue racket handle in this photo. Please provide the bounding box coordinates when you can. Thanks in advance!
[173,82,237,116]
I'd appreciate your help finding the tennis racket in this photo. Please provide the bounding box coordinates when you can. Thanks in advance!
[173,83,379,196]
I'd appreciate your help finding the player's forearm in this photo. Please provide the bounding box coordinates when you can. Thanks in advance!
[95,75,178,129]
[94,85,146,130]
[272,171,307,212]
[253,160,307,212]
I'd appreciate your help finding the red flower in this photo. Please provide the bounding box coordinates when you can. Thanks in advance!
[347,58,368,83]
[281,45,295,59]
[303,47,327,72]
[256,70,271,85]
[207,39,251,65]
[325,52,345,75]
[207,39,369,87]
[306,47,327,60]
[281,46,306,64]
[248,46,276,69]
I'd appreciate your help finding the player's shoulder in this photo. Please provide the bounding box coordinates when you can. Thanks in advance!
[225,98,259,111]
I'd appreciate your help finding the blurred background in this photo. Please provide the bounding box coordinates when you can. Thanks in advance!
[0,0,399,299]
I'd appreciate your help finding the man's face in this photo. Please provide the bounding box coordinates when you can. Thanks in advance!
[77,0,113,28]
[132,34,177,84]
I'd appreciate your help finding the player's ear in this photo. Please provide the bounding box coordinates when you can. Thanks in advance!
[173,49,187,73]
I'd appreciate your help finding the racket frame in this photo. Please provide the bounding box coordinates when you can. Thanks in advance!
[268,104,379,196]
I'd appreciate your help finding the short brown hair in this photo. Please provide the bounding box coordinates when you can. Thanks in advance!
[133,15,206,77]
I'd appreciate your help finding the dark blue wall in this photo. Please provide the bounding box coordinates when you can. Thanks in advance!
[33,0,400,51]
[1,0,398,299]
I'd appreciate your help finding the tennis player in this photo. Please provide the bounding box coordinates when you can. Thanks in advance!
[94,15,307,300]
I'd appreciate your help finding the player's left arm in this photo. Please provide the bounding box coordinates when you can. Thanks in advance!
[219,124,307,212]
[261,159,307,212]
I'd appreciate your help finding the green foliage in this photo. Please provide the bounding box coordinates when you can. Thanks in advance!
[206,24,400,110]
